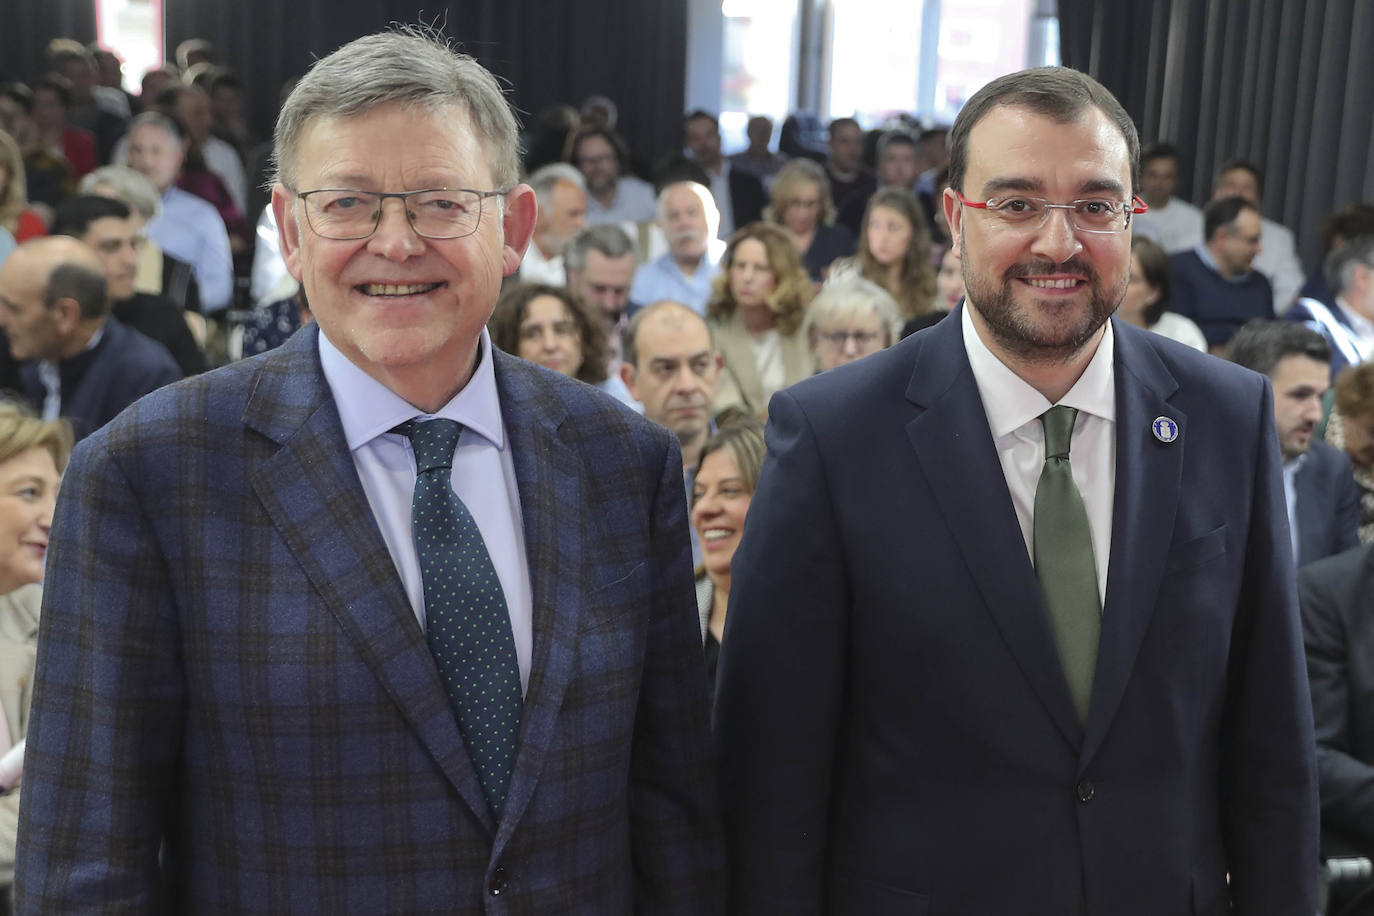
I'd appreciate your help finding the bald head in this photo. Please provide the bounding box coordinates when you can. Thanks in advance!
[0,237,110,361]
[620,300,721,448]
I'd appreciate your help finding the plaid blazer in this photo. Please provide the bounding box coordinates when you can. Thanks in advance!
[14,325,724,914]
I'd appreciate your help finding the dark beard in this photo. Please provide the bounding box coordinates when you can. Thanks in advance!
[961,243,1125,364]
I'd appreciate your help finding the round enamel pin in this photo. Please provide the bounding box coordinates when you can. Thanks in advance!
[1152,416,1179,443]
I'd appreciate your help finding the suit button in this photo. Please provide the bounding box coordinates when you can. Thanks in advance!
[488,865,508,896]
[1076,778,1095,802]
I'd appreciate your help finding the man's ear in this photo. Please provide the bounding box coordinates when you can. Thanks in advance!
[500,184,537,277]
[619,360,639,401]
[52,297,82,335]
[272,184,306,284]
[943,187,963,251]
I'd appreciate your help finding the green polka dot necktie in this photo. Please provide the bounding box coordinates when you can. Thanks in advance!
[1032,405,1101,725]
[396,418,522,814]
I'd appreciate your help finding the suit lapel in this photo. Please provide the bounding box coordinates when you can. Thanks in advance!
[488,353,582,848]
[905,311,1082,748]
[243,326,497,835]
[718,311,766,413]
[1080,321,1184,764]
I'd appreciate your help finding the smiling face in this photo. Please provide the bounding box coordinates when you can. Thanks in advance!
[691,448,753,581]
[945,104,1132,363]
[0,446,59,593]
[273,102,533,407]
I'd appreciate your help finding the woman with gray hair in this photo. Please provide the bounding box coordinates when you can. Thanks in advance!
[804,275,902,371]
[79,164,202,315]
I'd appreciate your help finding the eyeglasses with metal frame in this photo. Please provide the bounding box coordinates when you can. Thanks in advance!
[291,187,509,240]
[955,191,1149,234]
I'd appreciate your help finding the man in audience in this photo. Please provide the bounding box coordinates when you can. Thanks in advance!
[716,65,1317,914]
[518,163,587,285]
[44,39,127,161]
[1131,142,1203,253]
[124,111,234,312]
[728,115,786,185]
[1298,203,1374,310]
[14,28,722,912]
[571,126,656,225]
[1213,159,1305,314]
[138,66,178,111]
[837,129,922,234]
[172,84,248,215]
[621,300,738,562]
[49,195,205,376]
[565,223,637,366]
[175,38,215,73]
[0,236,180,440]
[1229,320,1358,566]
[629,182,723,314]
[1288,236,1374,380]
[824,117,876,211]
[682,110,765,238]
[1170,195,1273,350]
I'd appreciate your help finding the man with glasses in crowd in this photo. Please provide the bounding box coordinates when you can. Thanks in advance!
[16,27,722,913]
[717,66,1317,914]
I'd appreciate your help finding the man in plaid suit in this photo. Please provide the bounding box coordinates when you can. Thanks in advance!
[14,28,723,914]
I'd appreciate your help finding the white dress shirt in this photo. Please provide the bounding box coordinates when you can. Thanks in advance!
[961,306,1117,604]
[319,328,534,693]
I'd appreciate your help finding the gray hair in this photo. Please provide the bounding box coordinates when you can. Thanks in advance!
[563,223,635,273]
[803,276,903,348]
[1326,236,1374,297]
[79,165,163,221]
[272,26,521,190]
[656,180,720,237]
[528,163,586,211]
[127,110,184,143]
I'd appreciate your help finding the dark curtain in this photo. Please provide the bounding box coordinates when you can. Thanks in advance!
[0,0,98,83]
[1060,0,1374,268]
[159,1,688,182]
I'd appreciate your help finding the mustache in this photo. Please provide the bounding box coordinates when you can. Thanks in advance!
[669,229,704,245]
[1004,258,1100,282]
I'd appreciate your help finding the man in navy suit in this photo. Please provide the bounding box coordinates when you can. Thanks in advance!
[1229,320,1359,566]
[16,27,722,913]
[716,66,1317,914]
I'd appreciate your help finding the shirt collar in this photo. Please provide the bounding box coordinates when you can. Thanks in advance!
[961,304,1116,441]
[1337,297,1374,341]
[319,327,506,452]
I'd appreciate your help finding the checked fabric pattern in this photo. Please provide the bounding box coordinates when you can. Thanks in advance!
[396,418,523,814]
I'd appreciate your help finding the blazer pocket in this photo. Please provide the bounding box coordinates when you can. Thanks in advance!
[829,870,930,916]
[1164,524,1227,574]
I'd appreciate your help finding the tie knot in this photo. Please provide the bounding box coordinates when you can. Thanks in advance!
[1040,405,1078,460]
[394,418,462,473]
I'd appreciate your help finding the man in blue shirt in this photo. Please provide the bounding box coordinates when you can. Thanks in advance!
[629,181,724,314]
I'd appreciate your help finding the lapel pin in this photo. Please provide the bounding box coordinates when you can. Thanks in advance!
[1152,416,1179,443]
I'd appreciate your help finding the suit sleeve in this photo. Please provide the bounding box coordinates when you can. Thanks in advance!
[1300,555,1374,846]
[629,433,726,913]
[715,388,847,915]
[1221,381,1319,913]
[14,432,184,912]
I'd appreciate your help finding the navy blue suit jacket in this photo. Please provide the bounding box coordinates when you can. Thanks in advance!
[1295,438,1360,567]
[716,310,1317,915]
[16,325,723,913]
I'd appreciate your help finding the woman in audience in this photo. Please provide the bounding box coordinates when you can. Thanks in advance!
[706,222,815,417]
[765,158,855,282]
[1327,361,1374,544]
[804,276,902,372]
[830,187,936,319]
[29,76,96,180]
[0,402,71,893]
[488,282,610,386]
[691,417,766,704]
[936,245,965,310]
[1119,236,1207,351]
[0,131,47,241]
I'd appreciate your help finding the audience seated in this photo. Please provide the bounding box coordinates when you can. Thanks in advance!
[564,223,637,392]
[0,132,47,242]
[520,164,588,286]
[683,111,766,238]
[706,222,814,416]
[569,125,656,226]
[44,40,127,162]
[630,181,724,315]
[830,187,936,319]
[0,402,71,903]
[29,77,97,182]
[836,129,921,236]
[823,117,876,213]
[0,83,75,216]
[1325,362,1374,544]
[1288,236,1374,381]
[1229,320,1358,566]
[1170,195,1273,351]
[1120,237,1207,351]
[803,276,902,372]
[1299,203,1374,310]
[766,158,856,282]
[1213,159,1305,314]
[1131,142,1203,253]
[0,237,180,441]
[488,282,610,390]
[728,115,787,187]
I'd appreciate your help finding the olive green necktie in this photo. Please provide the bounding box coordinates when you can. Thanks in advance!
[1033,405,1101,725]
